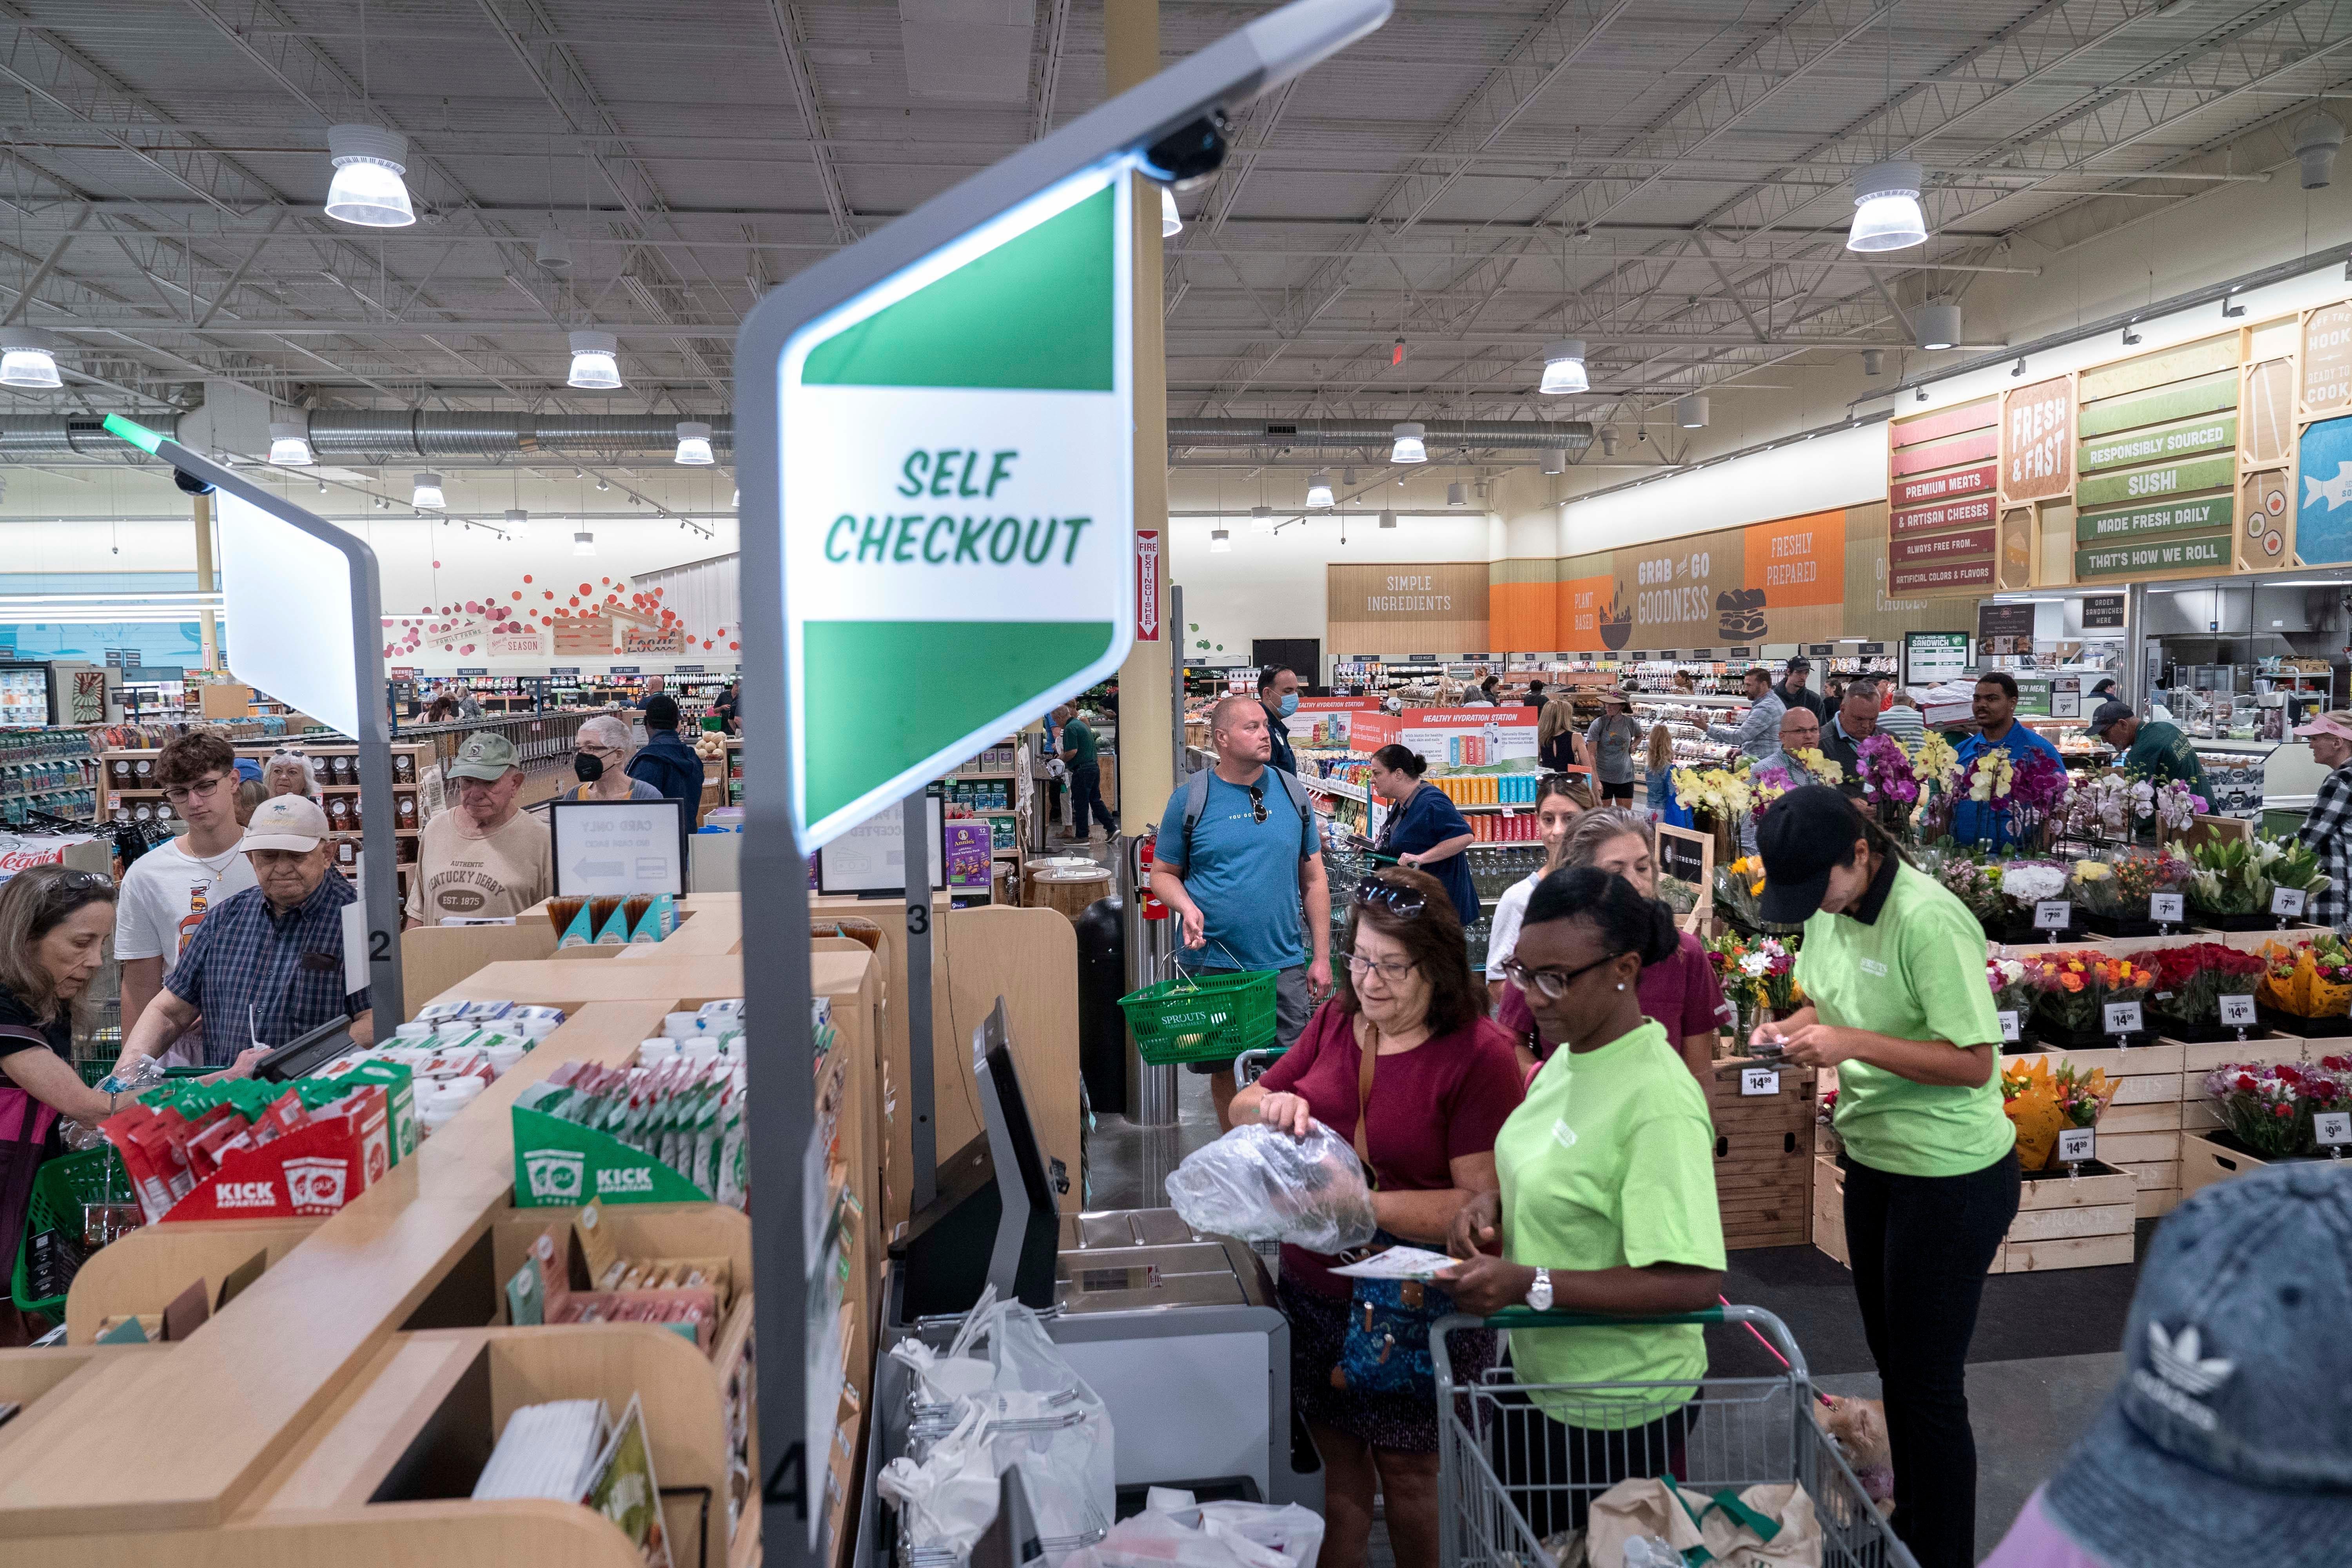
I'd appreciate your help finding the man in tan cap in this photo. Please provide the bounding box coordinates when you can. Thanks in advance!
[2296,711,2352,928]
[114,794,372,1070]
[407,730,552,926]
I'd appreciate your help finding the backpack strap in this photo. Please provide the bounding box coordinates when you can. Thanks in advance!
[1271,767,1319,861]
[1178,766,1212,872]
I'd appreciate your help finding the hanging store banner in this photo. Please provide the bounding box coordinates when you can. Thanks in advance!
[2078,410,2238,473]
[2001,376,2075,503]
[2296,412,2352,565]
[2304,302,2352,419]
[777,163,1136,844]
[1326,563,1490,655]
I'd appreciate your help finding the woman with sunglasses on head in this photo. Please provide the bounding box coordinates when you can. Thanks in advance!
[1753,787,2015,1568]
[1494,810,1728,1081]
[1231,867,1524,1568]
[1482,775,1588,1012]
[1365,744,1480,927]
[1439,867,1726,1539]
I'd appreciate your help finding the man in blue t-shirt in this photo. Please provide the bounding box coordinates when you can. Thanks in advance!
[1951,670,2065,849]
[1150,696,1331,1127]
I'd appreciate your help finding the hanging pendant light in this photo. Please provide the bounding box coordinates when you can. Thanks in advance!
[1446,482,1466,506]
[1674,395,1710,430]
[1306,471,1334,509]
[0,328,62,389]
[324,124,416,228]
[267,420,313,466]
[505,509,529,539]
[1378,510,1397,530]
[412,472,445,509]
[567,329,622,390]
[1390,422,1427,464]
[1847,161,1927,252]
[1541,448,1567,475]
[1251,503,1274,534]
[1209,527,1231,553]
[1915,303,1961,351]
[1160,187,1183,238]
[674,420,715,465]
[1539,339,1589,396]
[574,529,597,557]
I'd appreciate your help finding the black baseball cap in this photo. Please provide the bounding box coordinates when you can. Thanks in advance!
[1754,784,1864,924]
[2091,699,2136,737]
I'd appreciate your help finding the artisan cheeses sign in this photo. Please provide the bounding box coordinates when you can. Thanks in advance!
[1890,494,1996,537]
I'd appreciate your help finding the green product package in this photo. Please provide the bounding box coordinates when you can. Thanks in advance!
[337,1061,418,1163]
[505,1257,544,1325]
[511,1104,711,1207]
[558,900,597,947]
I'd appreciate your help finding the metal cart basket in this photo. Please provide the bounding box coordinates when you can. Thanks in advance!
[1432,1305,1917,1568]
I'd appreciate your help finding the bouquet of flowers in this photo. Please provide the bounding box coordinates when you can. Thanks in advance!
[1747,763,1801,813]
[1714,855,1801,933]
[1924,848,2005,932]
[2026,950,2154,1042]
[1673,766,1753,822]
[2184,834,2330,923]
[2254,936,2352,1022]
[1740,937,1803,1013]
[1987,956,2033,1025]
[1706,933,1761,1014]
[2001,1055,2120,1170]
[1999,860,2072,932]
[2056,771,2209,847]
[2152,779,2207,836]
[2146,942,2267,1036]
[1911,732,1965,841]
[2006,746,2071,845]
[2201,1059,2352,1159]
[2068,848,2189,919]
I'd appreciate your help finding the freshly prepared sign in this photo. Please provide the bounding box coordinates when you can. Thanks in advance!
[1892,463,1995,509]
[1891,526,1995,565]
[1890,494,1996,536]
[2075,533,2230,579]
[2079,411,2237,473]
[782,168,1135,844]
[2076,368,2238,438]
[2076,494,2232,543]
[2002,377,2074,503]
[2074,452,2235,510]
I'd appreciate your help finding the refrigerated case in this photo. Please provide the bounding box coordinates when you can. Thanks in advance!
[0,663,54,726]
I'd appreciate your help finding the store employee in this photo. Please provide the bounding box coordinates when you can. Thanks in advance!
[2091,700,2210,803]
[116,796,374,1069]
[1949,671,2063,848]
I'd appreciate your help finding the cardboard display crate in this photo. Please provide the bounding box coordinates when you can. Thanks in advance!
[1706,1057,1817,1250]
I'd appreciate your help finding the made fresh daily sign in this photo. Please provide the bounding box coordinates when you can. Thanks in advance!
[779,163,1135,846]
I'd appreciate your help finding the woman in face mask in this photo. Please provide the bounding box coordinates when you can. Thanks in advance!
[565,715,662,802]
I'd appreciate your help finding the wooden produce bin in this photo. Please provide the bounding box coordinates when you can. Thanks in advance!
[2176,1129,2346,1196]
[2172,1034,2308,1169]
[2002,1040,2185,1219]
[1814,1154,2137,1272]
[1706,1058,1817,1249]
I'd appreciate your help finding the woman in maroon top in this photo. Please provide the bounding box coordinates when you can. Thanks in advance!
[1495,809,1730,1080]
[1231,866,1524,1568]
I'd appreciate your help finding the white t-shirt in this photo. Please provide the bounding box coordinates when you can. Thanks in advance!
[1485,870,1544,980]
[116,835,259,1059]
[405,808,553,923]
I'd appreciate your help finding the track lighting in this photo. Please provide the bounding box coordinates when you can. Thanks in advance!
[2123,324,2142,346]
[2011,357,2027,377]
[324,124,415,227]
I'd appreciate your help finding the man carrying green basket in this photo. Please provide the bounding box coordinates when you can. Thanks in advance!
[1148,697,1332,1127]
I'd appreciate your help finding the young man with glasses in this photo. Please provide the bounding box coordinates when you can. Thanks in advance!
[1150,695,1332,1127]
[114,729,257,1065]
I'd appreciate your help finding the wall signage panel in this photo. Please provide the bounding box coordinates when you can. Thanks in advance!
[2295,412,2352,565]
[1892,427,1998,478]
[2076,494,2232,544]
[1891,463,1995,509]
[1326,562,1490,656]
[2079,334,2239,405]
[1891,558,1996,595]
[2075,533,2230,579]
[2303,302,2352,418]
[2001,377,2075,503]
[2078,411,2238,473]
[2239,468,2292,573]
[2082,594,2127,631]
[1890,495,1996,536]
[2074,452,2236,510]
[1891,526,1997,565]
[2076,368,2239,438]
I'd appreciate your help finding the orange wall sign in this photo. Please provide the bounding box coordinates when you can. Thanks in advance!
[1556,572,1616,646]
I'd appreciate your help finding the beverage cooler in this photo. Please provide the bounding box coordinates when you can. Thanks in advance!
[0,662,55,726]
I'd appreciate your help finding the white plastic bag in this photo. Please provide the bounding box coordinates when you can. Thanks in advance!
[889,1285,998,1405]
[877,1405,1002,1556]
[982,1298,1116,1555]
[1063,1503,1296,1568]
[1195,1502,1327,1568]
[1164,1122,1378,1254]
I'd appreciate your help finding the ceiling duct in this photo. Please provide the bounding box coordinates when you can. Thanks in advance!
[0,414,183,455]
[305,412,737,460]
[1167,418,1593,452]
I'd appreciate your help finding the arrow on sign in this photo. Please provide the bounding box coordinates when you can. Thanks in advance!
[572,859,624,880]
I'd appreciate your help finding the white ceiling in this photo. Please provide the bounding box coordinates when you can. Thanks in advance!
[2,0,2346,443]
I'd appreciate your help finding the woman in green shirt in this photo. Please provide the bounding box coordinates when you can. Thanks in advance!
[1441,867,1725,1537]
[1753,786,2019,1568]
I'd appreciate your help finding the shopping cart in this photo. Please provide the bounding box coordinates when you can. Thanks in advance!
[1432,1306,1915,1568]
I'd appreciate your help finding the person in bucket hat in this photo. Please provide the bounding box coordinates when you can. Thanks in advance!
[406,730,550,926]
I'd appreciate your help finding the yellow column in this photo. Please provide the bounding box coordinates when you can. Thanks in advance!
[192,491,220,671]
[1106,0,1174,815]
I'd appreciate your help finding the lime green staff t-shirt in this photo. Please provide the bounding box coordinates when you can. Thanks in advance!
[1793,859,2013,1178]
[1495,1018,1724,1422]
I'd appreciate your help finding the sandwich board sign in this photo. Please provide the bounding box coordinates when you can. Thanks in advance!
[731,2,1391,1561]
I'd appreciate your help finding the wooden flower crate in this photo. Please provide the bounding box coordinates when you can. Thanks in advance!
[1705,1057,1818,1250]
[1812,1154,2136,1273]
[2003,1041,2185,1218]
[2177,1128,2351,1197]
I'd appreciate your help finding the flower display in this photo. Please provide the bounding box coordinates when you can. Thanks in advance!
[1785,748,1844,786]
[2145,942,2266,1034]
[1740,937,1804,1012]
[2068,847,2189,918]
[1911,732,1966,842]
[2201,1057,2352,1159]
[2184,834,2330,921]
[1986,956,2033,1023]
[2056,769,2210,846]
[1999,861,2069,907]
[1855,733,1919,807]
[1925,849,2005,931]
[1963,748,2014,804]
[2025,949,2153,1039]
[2001,1055,2120,1169]
[2254,936,2352,1020]
[1672,766,1753,821]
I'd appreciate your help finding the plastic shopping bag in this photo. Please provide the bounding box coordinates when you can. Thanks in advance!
[1063,1501,1296,1568]
[1585,1477,1823,1568]
[1164,1122,1378,1254]
[889,1285,999,1404]
[1192,1501,1327,1568]
[980,1298,1116,1555]
[877,1405,1002,1557]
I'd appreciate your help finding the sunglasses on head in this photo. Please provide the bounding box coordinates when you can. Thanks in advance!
[1354,876,1425,918]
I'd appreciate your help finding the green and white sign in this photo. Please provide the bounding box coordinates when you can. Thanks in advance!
[2074,452,2236,510]
[2079,411,2238,474]
[2076,494,2234,543]
[780,164,1136,846]
[2076,368,2239,438]
[2075,532,2231,579]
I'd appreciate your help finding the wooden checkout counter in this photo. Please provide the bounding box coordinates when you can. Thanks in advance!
[0,890,1085,1568]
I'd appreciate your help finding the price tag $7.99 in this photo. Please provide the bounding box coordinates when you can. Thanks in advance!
[2273,886,2308,919]
[2034,899,2073,931]
[2149,892,2184,925]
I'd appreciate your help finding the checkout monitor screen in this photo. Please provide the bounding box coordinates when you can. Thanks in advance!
[979,1007,1058,1222]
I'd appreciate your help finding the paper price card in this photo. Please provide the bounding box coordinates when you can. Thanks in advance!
[2034,900,2073,931]
[2103,1000,2143,1035]
[2057,1126,2096,1164]
[1741,1067,1780,1096]
[2150,893,2184,924]
[1998,1010,2020,1042]
[2219,994,2259,1028]
[2316,1111,2352,1148]
[2273,886,2308,918]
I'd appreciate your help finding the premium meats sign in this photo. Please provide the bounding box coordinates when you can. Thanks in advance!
[1892,463,1995,509]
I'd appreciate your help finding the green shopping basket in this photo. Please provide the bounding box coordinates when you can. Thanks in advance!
[1119,966,1278,1065]
[11,1146,136,1318]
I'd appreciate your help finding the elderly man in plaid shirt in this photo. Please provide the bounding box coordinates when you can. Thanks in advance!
[2295,711,2352,929]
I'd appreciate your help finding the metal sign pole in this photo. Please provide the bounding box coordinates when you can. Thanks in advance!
[1169,582,1187,784]
[734,6,1390,1564]
[904,788,938,1212]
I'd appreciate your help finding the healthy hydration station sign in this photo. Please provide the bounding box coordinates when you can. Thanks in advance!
[730,2,1390,1560]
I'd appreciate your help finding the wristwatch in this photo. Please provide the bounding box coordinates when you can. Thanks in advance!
[1524,1267,1553,1312]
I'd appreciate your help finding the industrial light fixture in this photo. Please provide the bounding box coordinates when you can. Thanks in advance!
[1389,422,1427,464]
[1378,509,1397,529]
[2011,356,2027,377]
[674,420,714,465]
[1446,481,1467,506]
[1674,395,1708,429]
[267,421,313,466]
[1541,448,1566,475]
[535,232,575,273]
[1209,526,1230,552]
[1342,467,1357,486]
[411,472,445,510]
[1539,339,1588,396]
[1250,503,1274,534]
[1847,161,1926,252]
[1915,303,1960,350]
[1598,428,1619,457]
[505,508,529,539]
[0,328,61,389]
[1861,348,1884,377]
[1307,470,1334,508]
[567,329,622,390]
[323,124,416,228]
[573,529,596,557]
[2296,113,2345,189]
[1160,187,1182,238]
[2122,323,2142,346]
[1915,387,1929,402]
[2223,290,2246,319]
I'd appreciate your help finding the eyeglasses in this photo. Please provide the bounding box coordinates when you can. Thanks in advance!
[1344,952,1417,983]
[51,871,111,892]
[1354,877,1425,918]
[1243,783,1267,825]
[1504,952,1624,1002]
[162,775,227,805]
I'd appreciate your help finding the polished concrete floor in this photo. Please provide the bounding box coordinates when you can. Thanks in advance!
[1086,1064,2141,1565]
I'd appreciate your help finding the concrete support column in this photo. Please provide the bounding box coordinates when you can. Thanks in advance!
[192,492,220,671]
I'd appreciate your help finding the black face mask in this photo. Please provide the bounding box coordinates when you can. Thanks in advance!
[573,751,604,783]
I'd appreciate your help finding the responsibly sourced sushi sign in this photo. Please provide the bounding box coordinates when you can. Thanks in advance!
[777,162,1138,848]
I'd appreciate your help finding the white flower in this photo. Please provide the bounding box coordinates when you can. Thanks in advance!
[2001,864,2068,903]
[1740,951,1773,977]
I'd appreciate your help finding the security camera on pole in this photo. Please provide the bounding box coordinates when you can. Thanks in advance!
[730,2,1390,1561]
